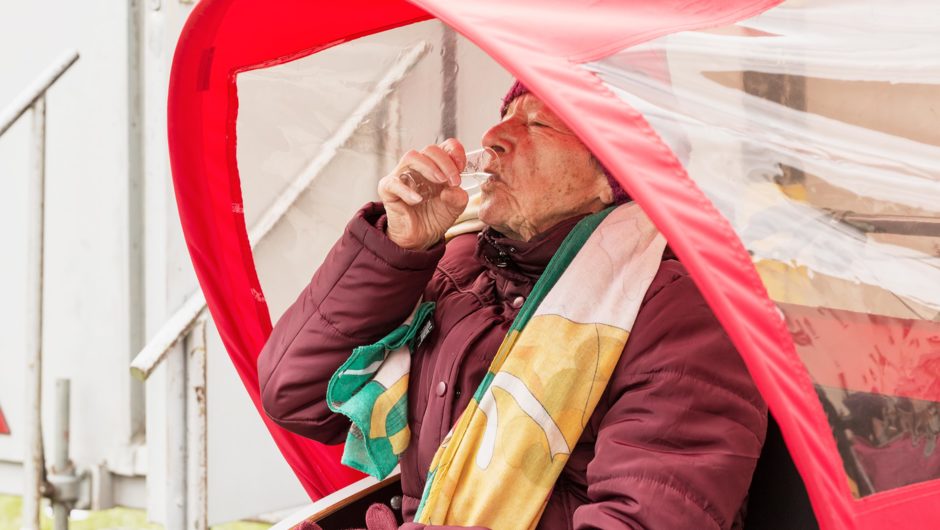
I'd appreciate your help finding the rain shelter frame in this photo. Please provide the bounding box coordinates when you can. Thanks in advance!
[167,1,940,529]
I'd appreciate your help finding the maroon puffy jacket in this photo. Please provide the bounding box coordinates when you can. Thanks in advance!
[259,203,767,529]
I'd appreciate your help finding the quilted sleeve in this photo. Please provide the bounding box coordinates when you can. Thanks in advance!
[258,203,445,444]
[574,268,768,529]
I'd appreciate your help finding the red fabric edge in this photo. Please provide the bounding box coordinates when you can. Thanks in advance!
[855,479,940,530]
[168,0,431,499]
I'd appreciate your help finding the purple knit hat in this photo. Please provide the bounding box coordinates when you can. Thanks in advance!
[500,81,631,205]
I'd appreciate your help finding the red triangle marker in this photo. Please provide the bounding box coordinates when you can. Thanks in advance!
[0,404,10,435]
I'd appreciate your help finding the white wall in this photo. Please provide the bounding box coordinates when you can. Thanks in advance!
[0,0,136,486]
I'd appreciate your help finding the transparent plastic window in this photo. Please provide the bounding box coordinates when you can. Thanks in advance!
[234,21,511,318]
[587,0,940,497]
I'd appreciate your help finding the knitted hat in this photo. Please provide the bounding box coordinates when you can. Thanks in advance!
[500,81,630,204]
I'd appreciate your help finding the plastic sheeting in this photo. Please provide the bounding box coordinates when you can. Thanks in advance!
[587,0,940,501]
[235,26,442,324]
[168,0,940,528]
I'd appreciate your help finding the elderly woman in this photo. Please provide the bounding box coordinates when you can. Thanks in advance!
[258,83,766,530]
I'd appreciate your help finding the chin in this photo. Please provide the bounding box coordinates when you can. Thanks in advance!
[477,197,502,228]
[478,188,521,232]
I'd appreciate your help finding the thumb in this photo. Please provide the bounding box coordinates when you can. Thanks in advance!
[365,503,399,530]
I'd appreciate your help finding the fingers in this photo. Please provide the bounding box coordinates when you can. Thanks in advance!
[377,139,468,205]
[378,172,423,205]
[401,149,449,186]
[440,138,467,174]
[438,138,467,185]
[421,145,459,186]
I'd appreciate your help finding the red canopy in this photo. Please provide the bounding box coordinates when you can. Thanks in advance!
[167,1,940,529]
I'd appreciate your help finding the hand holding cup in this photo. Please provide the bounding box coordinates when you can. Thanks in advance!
[379,139,496,250]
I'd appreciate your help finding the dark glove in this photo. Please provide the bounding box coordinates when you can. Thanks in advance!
[295,520,323,530]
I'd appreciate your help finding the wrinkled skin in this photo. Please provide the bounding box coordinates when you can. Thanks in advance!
[478,94,613,241]
[377,94,613,249]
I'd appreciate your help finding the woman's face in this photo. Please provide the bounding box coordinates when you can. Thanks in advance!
[478,94,613,241]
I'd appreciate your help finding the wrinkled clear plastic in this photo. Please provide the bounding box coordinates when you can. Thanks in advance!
[588,0,940,496]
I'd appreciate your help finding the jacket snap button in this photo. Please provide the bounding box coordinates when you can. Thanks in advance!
[390,495,402,510]
[436,381,447,396]
[511,296,525,309]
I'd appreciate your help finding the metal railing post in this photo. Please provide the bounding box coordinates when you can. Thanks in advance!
[23,95,48,530]
[167,339,188,530]
[440,25,458,140]
[52,379,71,530]
[161,316,209,530]
[187,318,208,530]
[46,377,87,529]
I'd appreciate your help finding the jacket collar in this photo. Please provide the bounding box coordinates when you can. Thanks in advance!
[475,214,587,283]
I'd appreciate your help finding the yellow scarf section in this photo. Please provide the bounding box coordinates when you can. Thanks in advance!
[417,203,666,529]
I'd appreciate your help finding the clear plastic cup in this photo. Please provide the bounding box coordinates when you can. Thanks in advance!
[400,147,498,199]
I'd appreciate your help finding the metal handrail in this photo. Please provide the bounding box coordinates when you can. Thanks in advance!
[130,41,431,380]
[130,291,207,380]
[3,49,80,530]
[0,51,79,136]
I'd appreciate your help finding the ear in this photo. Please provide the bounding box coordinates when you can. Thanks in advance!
[598,176,615,206]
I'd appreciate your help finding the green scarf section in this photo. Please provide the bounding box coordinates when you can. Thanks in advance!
[327,301,435,478]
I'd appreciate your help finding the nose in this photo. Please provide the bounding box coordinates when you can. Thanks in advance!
[481,120,512,156]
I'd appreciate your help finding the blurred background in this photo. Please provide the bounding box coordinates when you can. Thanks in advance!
[0,1,510,528]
